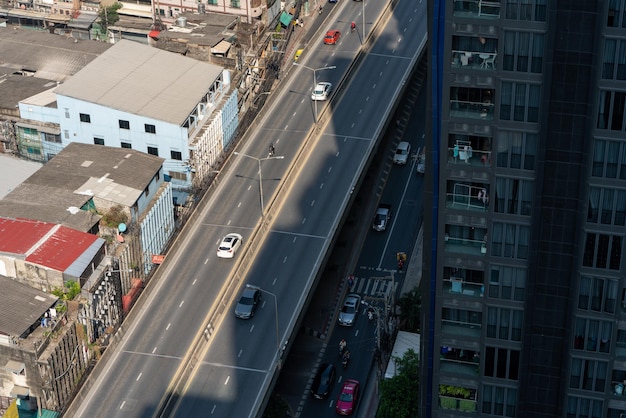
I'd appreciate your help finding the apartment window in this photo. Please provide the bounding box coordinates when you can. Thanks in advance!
[608,0,626,27]
[484,347,520,380]
[496,131,536,170]
[597,90,626,130]
[591,139,626,178]
[64,108,70,118]
[486,307,523,341]
[121,142,132,149]
[578,276,618,313]
[482,385,516,417]
[582,233,622,270]
[147,146,159,156]
[230,0,240,7]
[169,171,187,181]
[491,223,530,260]
[119,120,130,130]
[500,82,540,122]
[489,266,526,301]
[171,150,182,161]
[144,124,156,134]
[588,187,626,225]
[79,113,91,123]
[208,0,217,4]
[566,396,603,418]
[94,137,104,145]
[494,178,533,215]
[505,0,546,21]
[64,130,69,139]
[602,39,626,80]
[44,133,61,143]
[569,358,607,392]
[573,318,612,353]
[503,32,544,73]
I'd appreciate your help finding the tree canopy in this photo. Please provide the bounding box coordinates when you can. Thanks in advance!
[377,348,419,418]
[98,3,122,31]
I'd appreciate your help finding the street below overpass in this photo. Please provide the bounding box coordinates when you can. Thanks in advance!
[65,0,426,416]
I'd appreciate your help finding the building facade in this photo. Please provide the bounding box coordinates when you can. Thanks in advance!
[423,1,626,417]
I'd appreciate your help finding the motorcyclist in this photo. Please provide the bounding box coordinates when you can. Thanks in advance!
[269,143,275,157]
[339,338,347,354]
[342,349,351,366]
[351,21,356,32]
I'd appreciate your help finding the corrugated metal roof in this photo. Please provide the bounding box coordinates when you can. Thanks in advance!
[26,224,103,272]
[0,275,58,336]
[0,217,104,274]
[54,39,224,125]
[0,217,55,255]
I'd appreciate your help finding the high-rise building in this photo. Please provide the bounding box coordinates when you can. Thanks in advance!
[422,1,626,417]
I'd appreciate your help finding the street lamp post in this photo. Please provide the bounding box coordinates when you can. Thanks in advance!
[233,152,284,216]
[292,63,336,123]
[246,284,280,357]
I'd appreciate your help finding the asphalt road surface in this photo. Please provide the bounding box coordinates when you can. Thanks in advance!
[67,0,425,416]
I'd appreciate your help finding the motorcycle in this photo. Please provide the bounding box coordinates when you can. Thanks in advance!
[268,144,275,157]
[367,307,374,322]
[342,354,350,368]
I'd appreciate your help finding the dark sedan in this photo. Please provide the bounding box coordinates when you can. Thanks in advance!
[311,363,336,399]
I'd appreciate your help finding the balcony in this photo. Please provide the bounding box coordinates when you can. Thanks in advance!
[441,319,482,338]
[450,88,495,121]
[448,134,492,167]
[439,385,478,412]
[446,182,489,212]
[440,346,480,376]
[444,226,488,256]
[452,51,497,70]
[444,277,484,298]
[453,0,500,19]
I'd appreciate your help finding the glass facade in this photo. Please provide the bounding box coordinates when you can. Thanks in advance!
[424,1,626,417]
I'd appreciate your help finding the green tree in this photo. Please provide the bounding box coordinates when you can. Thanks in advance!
[377,349,419,418]
[397,286,421,332]
[51,280,81,301]
[98,3,122,32]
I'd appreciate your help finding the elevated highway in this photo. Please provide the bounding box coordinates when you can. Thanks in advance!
[65,0,427,416]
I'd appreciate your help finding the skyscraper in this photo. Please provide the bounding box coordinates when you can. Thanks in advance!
[423,1,626,417]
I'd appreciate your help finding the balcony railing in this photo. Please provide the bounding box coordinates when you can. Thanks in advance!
[441,319,482,338]
[448,147,491,167]
[444,236,487,256]
[452,50,497,70]
[450,100,494,120]
[453,0,500,19]
[443,277,484,297]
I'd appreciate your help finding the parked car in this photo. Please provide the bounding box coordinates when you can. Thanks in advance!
[335,379,360,415]
[234,287,261,319]
[311,82,333,101]
[311,363,336,399]
[393,141,411,165]
[324,30,341,45]
[294,48,304,62]
[217,233,243,258]
[338,293,361,326]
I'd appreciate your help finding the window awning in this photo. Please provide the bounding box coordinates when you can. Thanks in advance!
[279,10,293,27]
[10,385,29,397]
[5,360,24,374]
[211,40,231,56]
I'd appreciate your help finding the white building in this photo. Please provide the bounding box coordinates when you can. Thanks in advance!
[20,39,238,192]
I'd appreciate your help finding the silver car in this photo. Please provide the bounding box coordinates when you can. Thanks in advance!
[234,288,261,319]
[393,141,411,165]
[338,293,361,326]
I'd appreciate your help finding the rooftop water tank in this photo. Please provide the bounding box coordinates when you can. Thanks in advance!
[177,16,187,27]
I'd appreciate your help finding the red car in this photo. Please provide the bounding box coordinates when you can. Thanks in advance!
[335,379,359,415]
[324,30,341,45]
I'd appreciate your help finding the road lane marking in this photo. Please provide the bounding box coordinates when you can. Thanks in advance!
[302,217,307,224]
[311,200,316,207]
[119,401,126,410]
[283,256,288,263]
[238,349,244,357]
[224,376,230,385]
[152,347,157,354]
[166,323,171,330]
[292,237,297,243]
[249,325,255,333]
[136,373,142,381]
[179,300,185,308]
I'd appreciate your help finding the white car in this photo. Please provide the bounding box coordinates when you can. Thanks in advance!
[393,141,411,165]
[338,293,361,326]
[311,82,333,101]
[217,233,243,258]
